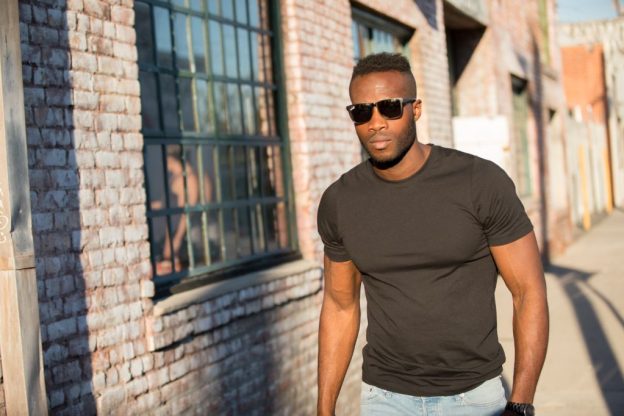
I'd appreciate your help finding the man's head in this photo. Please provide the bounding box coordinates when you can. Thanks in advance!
[348,53,422,170]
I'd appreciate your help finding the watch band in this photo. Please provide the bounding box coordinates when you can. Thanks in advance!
[505,401,535,416]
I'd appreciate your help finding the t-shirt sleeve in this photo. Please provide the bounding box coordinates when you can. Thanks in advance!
[471,158,534,246]
[317,183,351,262]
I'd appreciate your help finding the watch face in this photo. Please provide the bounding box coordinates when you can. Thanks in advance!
[507,402,535,416]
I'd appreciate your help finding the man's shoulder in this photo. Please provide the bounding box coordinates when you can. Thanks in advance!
[433,144,503,174]
[324,159,371,193]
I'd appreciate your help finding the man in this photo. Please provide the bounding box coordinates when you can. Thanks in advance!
[316,53,548,416]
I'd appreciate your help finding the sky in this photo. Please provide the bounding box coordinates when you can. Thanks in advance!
[557,0,621,22]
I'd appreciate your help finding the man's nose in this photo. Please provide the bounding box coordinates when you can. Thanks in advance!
[368,106,388,132]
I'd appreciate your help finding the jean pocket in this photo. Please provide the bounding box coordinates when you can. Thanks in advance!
[460,376,506,407]
[361,382,391,402]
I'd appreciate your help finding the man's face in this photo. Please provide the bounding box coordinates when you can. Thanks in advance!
[349,71,422,169]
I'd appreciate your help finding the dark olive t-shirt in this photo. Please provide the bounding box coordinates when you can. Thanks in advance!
[317,144,533,396]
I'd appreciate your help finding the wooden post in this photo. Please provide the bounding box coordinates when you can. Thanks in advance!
[0,0,48,414]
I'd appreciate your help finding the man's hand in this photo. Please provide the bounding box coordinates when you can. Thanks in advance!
[317,255,362,416]
[491,231,549,405]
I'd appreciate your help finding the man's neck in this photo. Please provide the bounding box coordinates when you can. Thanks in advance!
[372,142,431,182]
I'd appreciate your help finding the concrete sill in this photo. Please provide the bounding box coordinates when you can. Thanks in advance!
[152,259,320,317]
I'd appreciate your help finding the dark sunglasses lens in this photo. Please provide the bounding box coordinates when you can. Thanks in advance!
[377,99,403,119]
[349,104,373,123]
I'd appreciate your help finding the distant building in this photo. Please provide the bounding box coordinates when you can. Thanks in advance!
[0,0,570,415]
[559,17,624,228]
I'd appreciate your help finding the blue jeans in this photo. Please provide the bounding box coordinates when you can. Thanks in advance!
[360,375,507,416]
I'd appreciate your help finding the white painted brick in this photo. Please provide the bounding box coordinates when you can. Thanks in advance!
[95,189,118,206]
[73,91,99,110]
[118,362,131,382]
[140,280,155,298]
[49,389,65,408]
[113,40,137,61]
[98,55,124,76]
[100,20,114,38]
[37,148,66,167]
[124,224,148,242]
[111,5,134,25]
[94,74,119,93]
[96,386,126,414]
[71,51,97,72]
[119,187,145,204]
[117,114,141,132]
[73,109,94,129]
[96,113,118,131]
[141,354,154,373]
[116,24,136,43]
[130,357,143,377]
[105,170,125,188]
[128,376,149,397]
[122,342,135,361]
[99,226,124,246]
[47,317,77,341]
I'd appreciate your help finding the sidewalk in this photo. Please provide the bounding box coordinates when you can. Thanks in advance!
[496,209,624,416]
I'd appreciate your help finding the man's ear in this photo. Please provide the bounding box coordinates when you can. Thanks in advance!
[412,99,423,121]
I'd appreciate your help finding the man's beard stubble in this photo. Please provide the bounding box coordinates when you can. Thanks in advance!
[366,120,417,170]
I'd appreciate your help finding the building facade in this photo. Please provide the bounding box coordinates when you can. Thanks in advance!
[559,18,624,228]
[0,0,569,415]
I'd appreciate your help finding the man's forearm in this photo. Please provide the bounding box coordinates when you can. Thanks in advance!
[509,290,549,403]
[317,300,360,416]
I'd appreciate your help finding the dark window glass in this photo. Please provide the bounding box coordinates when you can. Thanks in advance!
[136,2,155,65]
[174,14,191,71]
[140,72,160,130]
[154,7,173,69]
[160,74,179,131]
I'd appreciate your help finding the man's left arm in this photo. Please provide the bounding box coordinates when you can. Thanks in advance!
[490,230,549,407]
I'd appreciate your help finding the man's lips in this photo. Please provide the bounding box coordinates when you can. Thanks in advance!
[369,138,391,150]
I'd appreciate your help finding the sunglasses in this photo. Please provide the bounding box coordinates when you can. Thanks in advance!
[346,97,416,124]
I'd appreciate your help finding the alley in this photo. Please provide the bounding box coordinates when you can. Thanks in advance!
[496,210,624,415]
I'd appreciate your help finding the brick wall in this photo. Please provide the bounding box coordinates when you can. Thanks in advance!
[20,0,151,413]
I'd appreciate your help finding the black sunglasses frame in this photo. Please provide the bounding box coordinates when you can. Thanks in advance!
[346,97,417,124]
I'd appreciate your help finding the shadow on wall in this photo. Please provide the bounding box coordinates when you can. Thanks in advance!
[529,35,550,265]
[548,264,624,415]
[414,0,438,30]
[21,0,95,413]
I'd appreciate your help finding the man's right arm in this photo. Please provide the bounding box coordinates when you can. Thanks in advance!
[317,254,362,416]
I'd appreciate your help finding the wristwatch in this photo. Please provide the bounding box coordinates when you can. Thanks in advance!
[505,401,535,416]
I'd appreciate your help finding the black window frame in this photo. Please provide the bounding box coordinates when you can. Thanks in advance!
[135,0,300,298]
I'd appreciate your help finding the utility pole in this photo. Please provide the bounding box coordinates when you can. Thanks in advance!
[0,0,48,414]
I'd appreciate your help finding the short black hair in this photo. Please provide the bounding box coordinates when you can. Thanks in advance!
[351,52,412,78]
[350,53,416,96]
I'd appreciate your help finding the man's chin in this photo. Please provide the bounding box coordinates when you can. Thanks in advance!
[369,154,402,170]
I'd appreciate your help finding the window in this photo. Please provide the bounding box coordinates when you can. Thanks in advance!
[135,0,297,295]
[511,76,532,197]
[351,7,412,62]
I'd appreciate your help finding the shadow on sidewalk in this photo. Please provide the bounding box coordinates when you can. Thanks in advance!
[548,264,624,415]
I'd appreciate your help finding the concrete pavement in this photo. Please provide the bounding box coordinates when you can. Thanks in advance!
[496,209,624,416]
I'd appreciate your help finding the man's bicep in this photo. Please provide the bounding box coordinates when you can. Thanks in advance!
[323,254,361,308]
[490,230,545,296]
